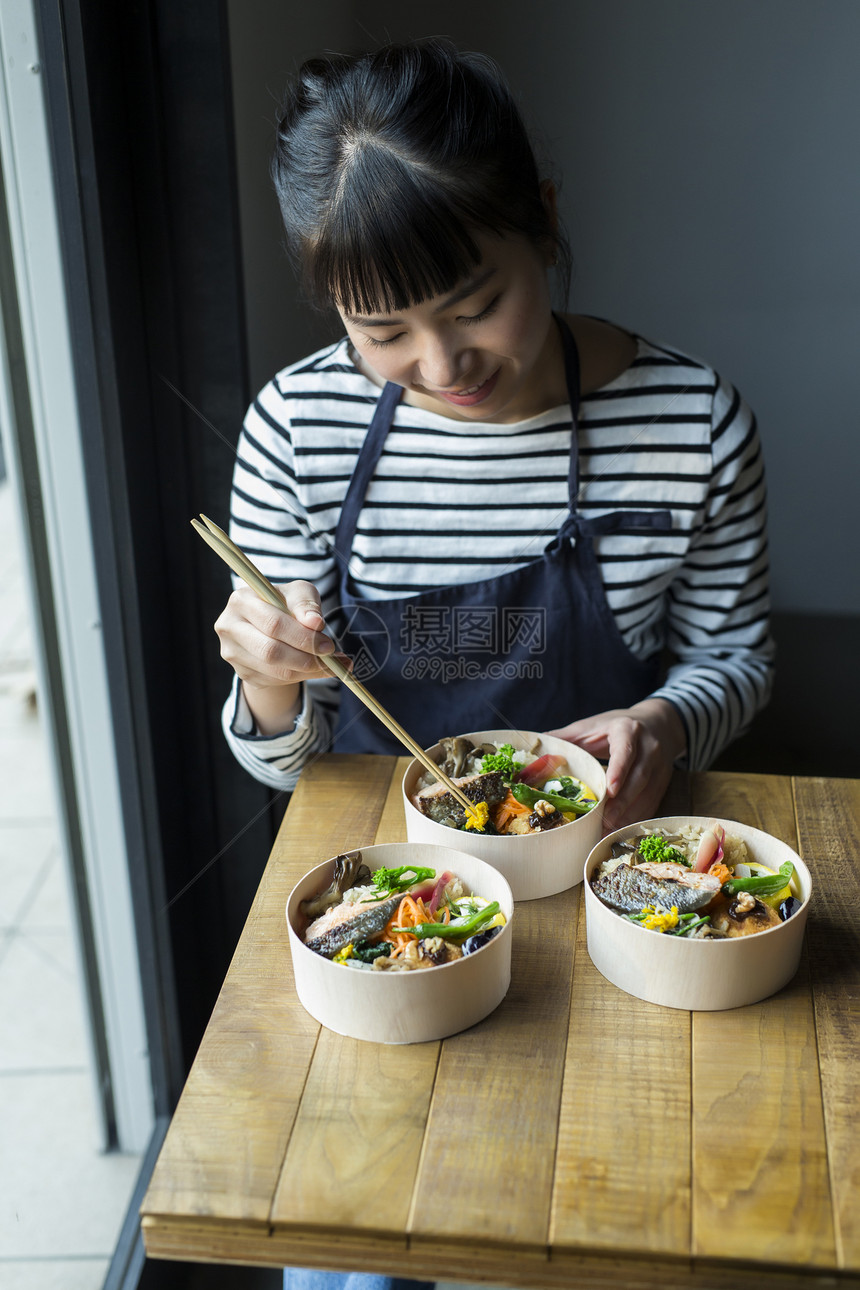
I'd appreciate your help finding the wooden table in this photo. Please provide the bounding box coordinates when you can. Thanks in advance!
[141,761,860,1288]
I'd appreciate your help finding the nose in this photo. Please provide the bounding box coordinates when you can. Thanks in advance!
[415,330,469,390]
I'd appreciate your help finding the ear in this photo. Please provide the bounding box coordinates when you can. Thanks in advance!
[539,179,559,263]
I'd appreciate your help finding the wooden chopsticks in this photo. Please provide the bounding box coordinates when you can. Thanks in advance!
[191,514,480,818]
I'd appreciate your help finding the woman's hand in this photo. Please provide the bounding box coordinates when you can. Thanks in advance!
[547,699,687,834]
[215,581,346,735]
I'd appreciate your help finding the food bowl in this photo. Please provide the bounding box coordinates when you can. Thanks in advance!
[583,816,812,1011]
[402,729,606,902]
[286,842,514,1044]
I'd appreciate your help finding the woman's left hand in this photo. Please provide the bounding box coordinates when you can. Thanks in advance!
[547,699,687,834]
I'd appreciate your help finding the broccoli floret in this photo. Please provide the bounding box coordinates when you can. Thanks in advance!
[637,834,690,866]
[371,865,436,895]
[478,743,519,779]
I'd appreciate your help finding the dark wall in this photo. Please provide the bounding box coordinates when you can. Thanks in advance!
[711,612,860,779]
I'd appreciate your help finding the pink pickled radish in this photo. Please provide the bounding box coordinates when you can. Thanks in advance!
[694,821,725,872]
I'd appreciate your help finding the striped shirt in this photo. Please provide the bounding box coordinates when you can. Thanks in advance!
[223,333,773,790]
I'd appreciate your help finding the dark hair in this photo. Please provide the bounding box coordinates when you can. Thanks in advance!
[271,39,570,314]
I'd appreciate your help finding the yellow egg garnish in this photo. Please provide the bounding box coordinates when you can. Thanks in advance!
[464,800,489,831]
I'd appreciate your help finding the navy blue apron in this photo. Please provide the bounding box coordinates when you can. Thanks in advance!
[331,317,672,753]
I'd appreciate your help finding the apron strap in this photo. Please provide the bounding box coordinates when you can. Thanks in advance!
[333,379,402,561]
[554,314,583,510]
[575,509,674,536]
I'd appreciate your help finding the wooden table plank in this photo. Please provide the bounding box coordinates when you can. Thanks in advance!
[135,1218,693,1285]
[690,960,834,1266]
[373,755,412,843]
[272,1029,440,1232]
[689,770,796,843]
[140,976,320,1222]
[142,1216,860,1289]
[409,886,579,1251]
[550,896,692,1256]
[551,770,691,1257]
[689,774,835,1267]
[270,754,398,881]
[795,776,860,1271]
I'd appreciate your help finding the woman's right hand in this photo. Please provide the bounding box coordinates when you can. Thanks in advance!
[215,581,344,734]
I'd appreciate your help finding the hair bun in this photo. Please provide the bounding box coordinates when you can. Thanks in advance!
[271,40,569,312]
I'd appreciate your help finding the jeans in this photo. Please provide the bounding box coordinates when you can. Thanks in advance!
[282,1274,434,1290]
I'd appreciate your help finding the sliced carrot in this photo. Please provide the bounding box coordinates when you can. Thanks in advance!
[709,861,732,886]
[384,894,439,957]
[493,788,532,832]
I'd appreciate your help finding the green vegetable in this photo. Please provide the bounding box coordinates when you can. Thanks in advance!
[555,777,583,800]
[351,940,392,963]
[673,915,711,936]
[722,860,795,899]
[637,834,690,866]
[391,902,500,941]
[370,865,436,897]
[510,782,595,817]
[478,743,520,778]
[623,908,711,936]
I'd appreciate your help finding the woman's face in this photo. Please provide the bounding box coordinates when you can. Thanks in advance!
[337,233,564,423]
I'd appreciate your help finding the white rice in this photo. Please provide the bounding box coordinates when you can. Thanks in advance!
[629,823,750,869]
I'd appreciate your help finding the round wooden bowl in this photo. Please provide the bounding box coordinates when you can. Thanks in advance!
[583,816,812,1011]
[402,729,606,902]
[286,842,514,1044]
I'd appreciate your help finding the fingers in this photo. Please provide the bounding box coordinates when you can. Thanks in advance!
[214,582,337,687]
[601,722,673,834]
[548,709,676,835]
[602,762,672,835]
[545,716,612,759]
[280,580,329,634]
[550,713,639,800]
[602,718,640,800]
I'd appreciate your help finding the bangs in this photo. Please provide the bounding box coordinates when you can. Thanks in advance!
[305,143,500,316]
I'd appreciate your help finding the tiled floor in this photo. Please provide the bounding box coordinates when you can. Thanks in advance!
[0,480,141,1288]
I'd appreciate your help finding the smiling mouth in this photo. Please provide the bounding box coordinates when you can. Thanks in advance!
[433,370,500,407]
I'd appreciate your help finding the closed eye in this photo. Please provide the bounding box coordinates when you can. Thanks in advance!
[364,332,405,349]
[360,292,501,348]
[461,295,500,326]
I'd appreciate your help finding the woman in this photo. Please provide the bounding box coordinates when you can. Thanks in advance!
[216,38,773,836]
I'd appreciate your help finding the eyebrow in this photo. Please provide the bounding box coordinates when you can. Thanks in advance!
[344,266,498,327]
